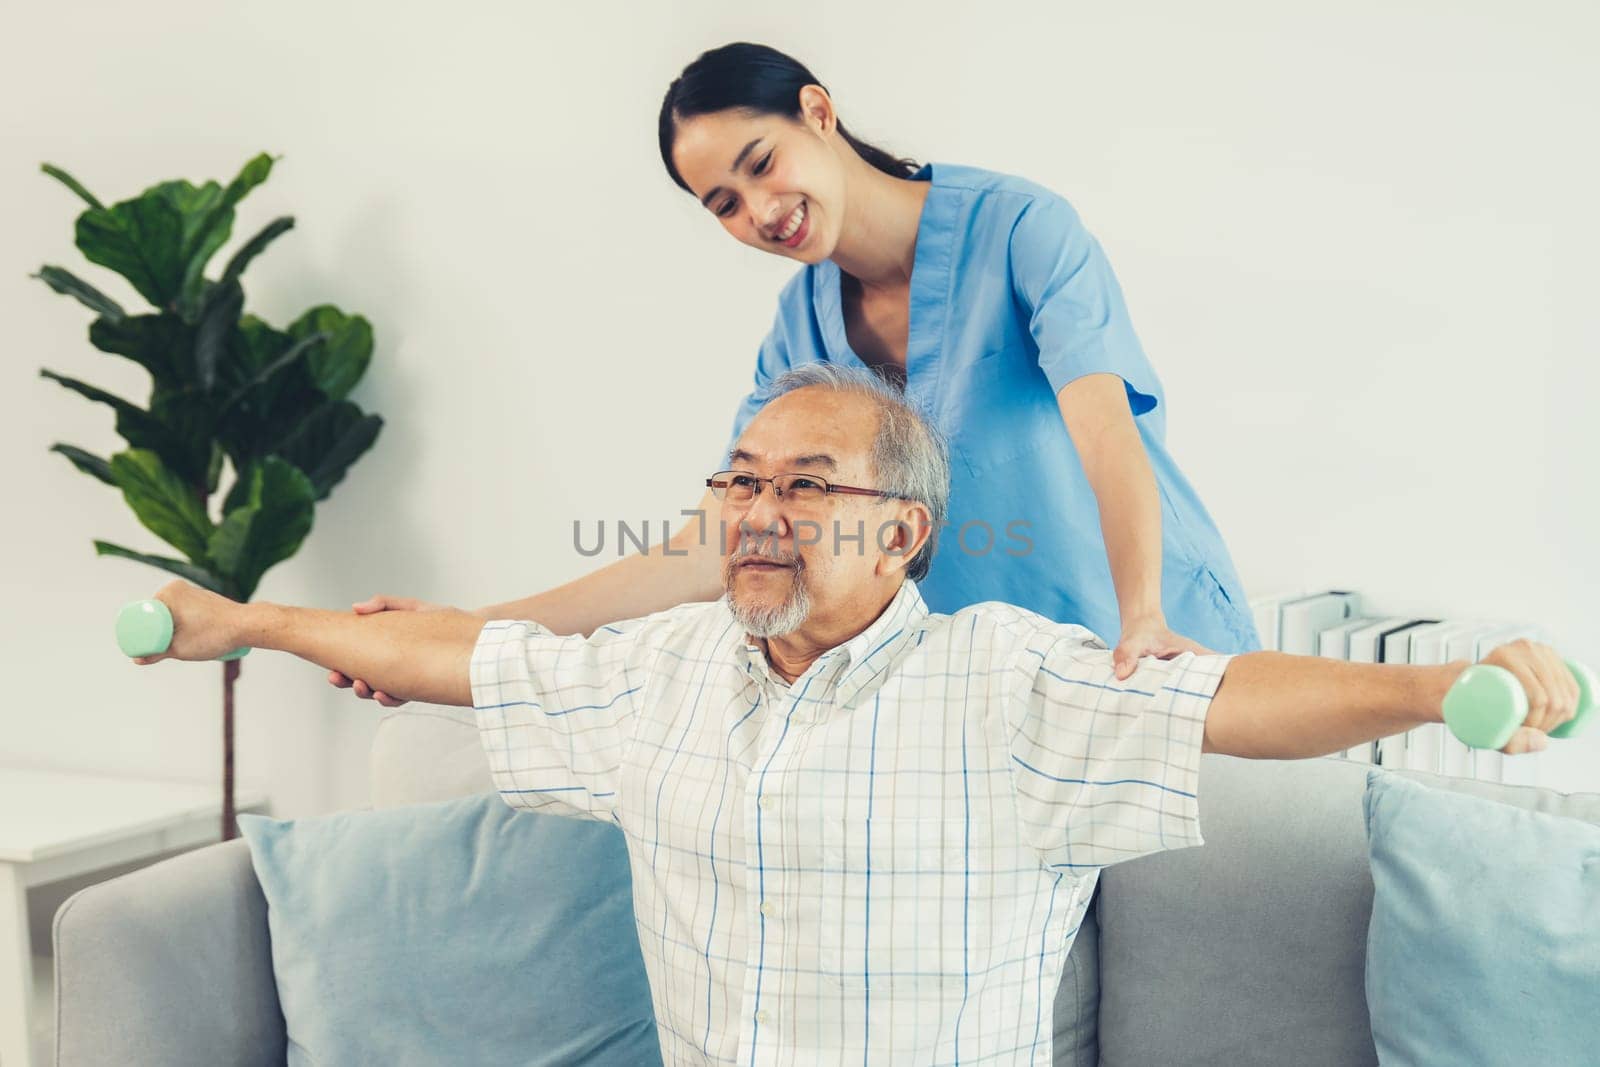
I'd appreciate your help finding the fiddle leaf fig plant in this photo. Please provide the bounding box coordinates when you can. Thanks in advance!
[35,153,385,838]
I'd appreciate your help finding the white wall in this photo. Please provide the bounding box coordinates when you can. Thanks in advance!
[4,0,1595,813]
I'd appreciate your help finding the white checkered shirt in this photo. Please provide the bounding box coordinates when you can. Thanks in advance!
[471,580,1231,1065]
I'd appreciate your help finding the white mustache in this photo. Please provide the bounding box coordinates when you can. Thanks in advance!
[735,552,801,568]
[731,539,803,567]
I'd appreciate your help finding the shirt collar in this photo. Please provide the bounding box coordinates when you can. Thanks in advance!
[731,581,929,708]
[831,580,928,707]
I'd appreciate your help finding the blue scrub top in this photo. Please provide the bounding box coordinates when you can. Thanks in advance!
[720,163,1260,653]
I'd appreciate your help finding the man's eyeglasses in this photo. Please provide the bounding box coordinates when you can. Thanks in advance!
[706,470,895,507]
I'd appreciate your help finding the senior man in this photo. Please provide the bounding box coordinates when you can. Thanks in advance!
[136,363,1576,1066]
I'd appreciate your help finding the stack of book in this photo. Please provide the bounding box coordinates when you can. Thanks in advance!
[1249,590,1542,784]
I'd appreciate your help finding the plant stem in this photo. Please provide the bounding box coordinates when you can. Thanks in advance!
[222,657,241,840]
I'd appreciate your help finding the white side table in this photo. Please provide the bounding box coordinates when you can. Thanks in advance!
[0,767,267,1067]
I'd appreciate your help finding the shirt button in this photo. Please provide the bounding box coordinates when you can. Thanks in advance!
[759,795,776,812]
[759,900,777,918]
[756,1010,773,1025]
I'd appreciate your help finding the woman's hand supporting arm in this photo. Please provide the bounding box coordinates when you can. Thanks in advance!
[1057,373,1206,677]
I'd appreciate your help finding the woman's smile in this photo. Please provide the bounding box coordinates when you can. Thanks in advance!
[774,200,809,248]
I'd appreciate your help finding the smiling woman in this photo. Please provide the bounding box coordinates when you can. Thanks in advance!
[329,40,1260,708]
[658,44,919,264]
[654,42,1261,662]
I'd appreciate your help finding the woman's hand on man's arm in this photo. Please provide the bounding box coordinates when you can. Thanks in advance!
[1056,372,1209,678]
[327,596,465,707]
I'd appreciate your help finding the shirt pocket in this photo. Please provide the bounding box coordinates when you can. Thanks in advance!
[944,351,1065,477]
[818,816,972,993]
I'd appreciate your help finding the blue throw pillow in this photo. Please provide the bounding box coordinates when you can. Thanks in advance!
[1363,770,1600,1067]
[238,793,661,1066]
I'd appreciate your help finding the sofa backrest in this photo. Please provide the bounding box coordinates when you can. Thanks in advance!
[1096,753,1600,1067]
[1097,754,1379,1066]
[370,706,492,807]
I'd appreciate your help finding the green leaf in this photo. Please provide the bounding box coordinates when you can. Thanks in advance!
[275,401,383,500]
[33,266,126,322]
[222,460,255,515]
[194,281,243,390]
[39,368,164,439]
[146,385,220,485]
[231,314,290,378]
[88,313,192,386]
[40,369,212,485]
[219,329,325,415]
[219,216,294,288]
[108,449,215,562]
[50,443,116,486]
[287,305,373,401]
[180,153,276,309]
[93,541,227,594]
[41,163,103,209]
[206,443,225,495]
[75,194,186,309]
[146,179,226,320]
[208,456,314,599]
[150,179,224,253]
[213,317,325,464]
[61,156,275,315]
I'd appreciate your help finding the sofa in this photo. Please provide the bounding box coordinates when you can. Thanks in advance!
[51,705,1591,1065]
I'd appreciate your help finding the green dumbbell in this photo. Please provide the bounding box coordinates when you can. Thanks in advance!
[1442,658,1595,750]
[115,599,250,662]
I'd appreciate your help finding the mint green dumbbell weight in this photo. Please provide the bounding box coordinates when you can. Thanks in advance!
[1442,659,1595,750]
[115,599,250,661]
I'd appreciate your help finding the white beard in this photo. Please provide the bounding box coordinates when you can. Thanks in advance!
[726,569,813,638]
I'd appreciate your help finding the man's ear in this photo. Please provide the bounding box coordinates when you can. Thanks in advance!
[797,84,836,136]
[875,502,934,577]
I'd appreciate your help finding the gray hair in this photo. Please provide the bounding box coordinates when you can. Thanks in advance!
[762,362,950,582]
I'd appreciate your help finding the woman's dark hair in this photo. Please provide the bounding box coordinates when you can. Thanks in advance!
[658,42,918,194]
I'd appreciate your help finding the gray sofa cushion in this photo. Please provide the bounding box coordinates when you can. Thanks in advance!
[1098,755,1378,1067]
[1053,893,1100,1066]
[1096,754,1600,1067]
[53,838,286,1066]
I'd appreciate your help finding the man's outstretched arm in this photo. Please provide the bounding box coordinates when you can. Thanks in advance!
[1202,641,1580,759]
[131,581,486,707]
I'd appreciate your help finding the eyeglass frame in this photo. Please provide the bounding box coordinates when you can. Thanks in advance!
[705,469,900,504]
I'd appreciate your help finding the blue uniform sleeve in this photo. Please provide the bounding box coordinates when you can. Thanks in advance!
[1009,195,1162,415]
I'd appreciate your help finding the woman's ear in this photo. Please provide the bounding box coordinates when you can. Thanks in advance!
[797,84,836,135]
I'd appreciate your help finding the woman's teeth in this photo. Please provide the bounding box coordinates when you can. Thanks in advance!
[777,202,805,241]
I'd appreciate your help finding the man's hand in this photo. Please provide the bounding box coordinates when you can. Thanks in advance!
[131,581,247,665]
[1206,639,1580,762]
[326,594,444,706]
[1476,639,1582,755]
